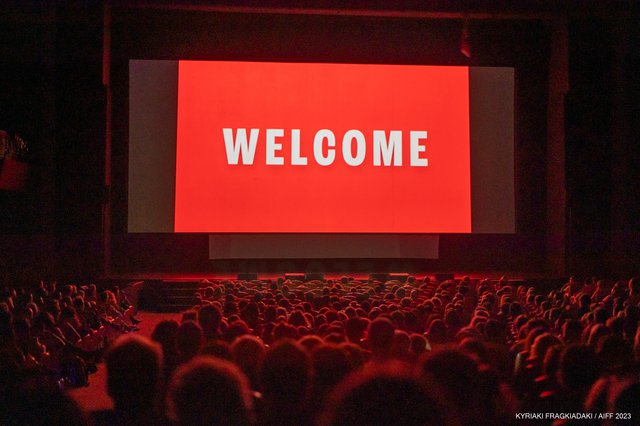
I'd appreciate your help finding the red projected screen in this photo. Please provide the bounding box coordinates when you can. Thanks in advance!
[174,61,471,233]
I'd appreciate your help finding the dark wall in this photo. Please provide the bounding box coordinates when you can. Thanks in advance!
[609,18,640,276]
[54,2,105,279]
[565,17,640,277]
[1,2,106,281]
[565,20,613,275]
[0,2,57,281]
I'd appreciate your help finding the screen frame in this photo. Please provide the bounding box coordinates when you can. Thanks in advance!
[128,59,515,235]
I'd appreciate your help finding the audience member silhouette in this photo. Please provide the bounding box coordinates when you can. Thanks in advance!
[320,363,444,426]
[175,320,203,364]
[260,339,312,425]
[168,356,254,426]
[95,334,164,426]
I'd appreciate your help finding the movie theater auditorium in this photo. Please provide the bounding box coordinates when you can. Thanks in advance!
[2,1,640,425]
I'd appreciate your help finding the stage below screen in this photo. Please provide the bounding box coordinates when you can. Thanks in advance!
[208,234,439,259]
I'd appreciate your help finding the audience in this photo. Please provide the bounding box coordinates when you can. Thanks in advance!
[3,274,640,425]
[0,281,135,394]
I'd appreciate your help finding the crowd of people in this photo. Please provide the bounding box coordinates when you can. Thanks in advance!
[0,281,138,392]
[3,275,640,425]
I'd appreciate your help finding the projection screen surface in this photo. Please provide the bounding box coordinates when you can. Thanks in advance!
[128,60,515,235]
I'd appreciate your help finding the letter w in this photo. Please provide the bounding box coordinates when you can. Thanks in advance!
[373,130,402,166]
[223,128,259,165]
